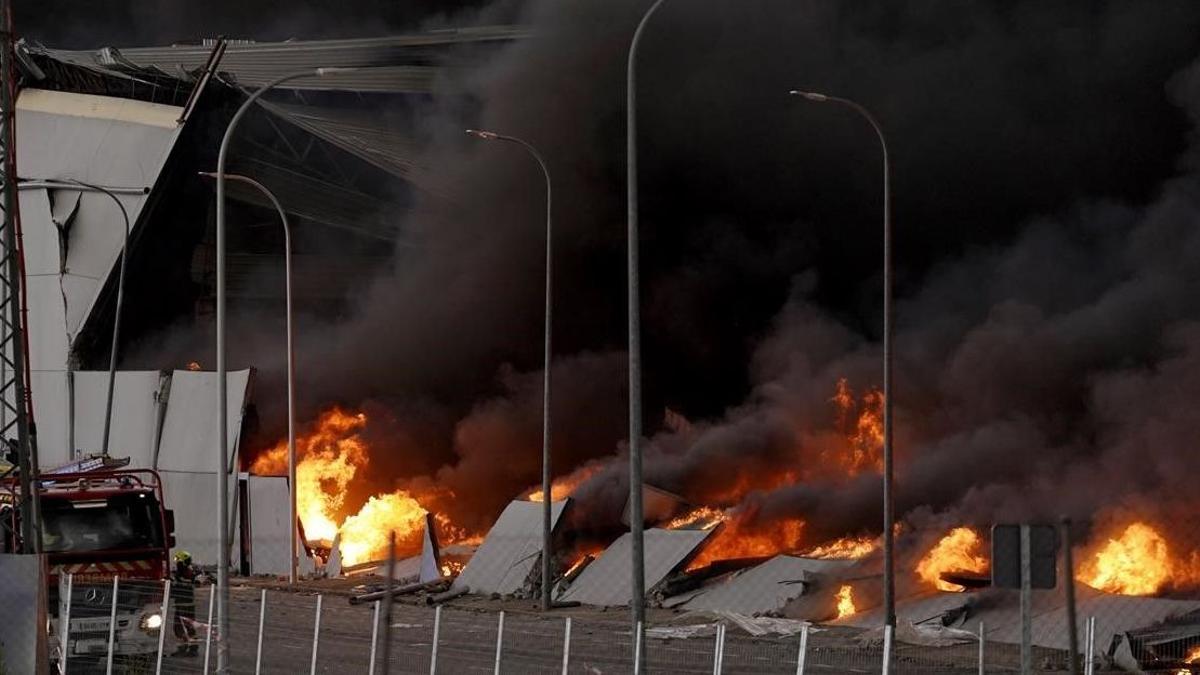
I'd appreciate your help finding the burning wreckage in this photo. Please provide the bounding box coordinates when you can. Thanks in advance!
[11,18,1200,675]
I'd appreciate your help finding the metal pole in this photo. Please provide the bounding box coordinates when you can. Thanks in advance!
[1062,518,1079,675]
[633,620,644,675]
[309,594,323,675]
[1020,524,1032,675]
[203,581,216,674]
[977,621,985,675]
[1084,616,1095,675]
[561,617,571,675]
[464,130,554,610]
[788,90,894,627]
[215,67,350,670]
[105,575,118,675]
[369,601,381,675]
[429,605,442,675]
[713,623,726,675]
[199,171,298,584]
[882,624,894,675]
[61,572,73,670]
[255,588,267,674]
[381,531,396,675]
[493,610,505,675]
[156,578,171,675]
[627,1,668,659]
[796,623,809,675]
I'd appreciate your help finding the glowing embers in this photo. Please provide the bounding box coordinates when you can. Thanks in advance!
[916,527,988,592]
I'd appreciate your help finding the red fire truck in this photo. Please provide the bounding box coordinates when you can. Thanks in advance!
[2,466,177,665]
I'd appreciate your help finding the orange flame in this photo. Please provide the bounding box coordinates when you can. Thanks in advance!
[527,462,602,502]
[249,408,463,567]
[686,516,805,570]
[829,378,885,476]
[835,584,857,619]
[441,561,465,578]
[916,527,988,592]
[1079,522,1173,596]
[805,535,878,560]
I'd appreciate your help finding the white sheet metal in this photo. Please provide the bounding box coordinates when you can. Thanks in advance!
[157,369,252,473]
[681,555,855,616]
[160,470,223,565]
[235,475,315,576]
[419,513,441,584]
[31,370,70,469]
[452,499,568,595]
[560,528,715,607]
[16,89,183,357]
[70,370,165,466]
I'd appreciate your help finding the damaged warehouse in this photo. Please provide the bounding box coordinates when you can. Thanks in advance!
[2,1,1200,673]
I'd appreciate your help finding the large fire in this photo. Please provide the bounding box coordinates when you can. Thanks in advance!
[1079,522,1173,596]
[527,461,603,502]
[684,513,805,570]
[250,408,462,567]
[916,527,988,592]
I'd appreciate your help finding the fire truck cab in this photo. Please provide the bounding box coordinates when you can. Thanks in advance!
[1,468,177,665]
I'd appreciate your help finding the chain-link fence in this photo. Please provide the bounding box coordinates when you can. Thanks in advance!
[45,575,1200,674]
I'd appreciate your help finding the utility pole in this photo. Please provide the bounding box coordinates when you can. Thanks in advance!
[0,0,41,552]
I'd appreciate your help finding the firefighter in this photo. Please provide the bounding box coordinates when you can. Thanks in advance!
[171,550,200,656]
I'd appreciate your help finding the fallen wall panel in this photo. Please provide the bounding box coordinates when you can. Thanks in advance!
[561,528,715,607]
[452,499,567,596]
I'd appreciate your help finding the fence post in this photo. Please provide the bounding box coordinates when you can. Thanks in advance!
[713,623,727,675]
[203,581,216,675]
[882,623,894,675]
[429,604,442,675]
[493,610,505,675]
[155,578,172,675]
[977,621,985,675]
[634,621,643,675]
[255,588,267,674]
[309,594,323,675]
[60,572,73,671]
[369,600,381,675]
[795,623,809,675]
[561,617,572,675]
[1084,616,1096,675]
[105,575,119,675]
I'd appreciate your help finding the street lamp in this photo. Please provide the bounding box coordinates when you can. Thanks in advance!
[199,170,298,585]
[15,179,146,458]
[213,66,354,672]
[464,128,555,612]
[627,1,669,661]
[789,89,895,630]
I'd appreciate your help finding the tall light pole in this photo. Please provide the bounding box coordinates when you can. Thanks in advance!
[15,179,146,458]
[214,66,352,672]
[789,90,895,630]
[627,1,669,658]
[199,171,298,585]
[465,128,554,611]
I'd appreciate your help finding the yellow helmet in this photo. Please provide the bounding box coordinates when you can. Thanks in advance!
[174,550,192,563]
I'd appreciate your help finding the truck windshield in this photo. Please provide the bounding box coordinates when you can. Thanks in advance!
[41,493,163,553]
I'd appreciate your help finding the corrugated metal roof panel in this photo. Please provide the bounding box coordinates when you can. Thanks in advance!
[560,528,715,607]
[452,499,568,596]
[681,555,855,616]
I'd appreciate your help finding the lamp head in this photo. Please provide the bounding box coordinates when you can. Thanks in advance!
[789,90,829,102]
[465,129,500,141]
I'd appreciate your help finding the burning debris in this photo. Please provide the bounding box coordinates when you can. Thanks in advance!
[916,527,989,593]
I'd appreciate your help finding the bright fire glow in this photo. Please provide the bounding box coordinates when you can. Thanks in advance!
[250,408,460,567]
[1079,522,1172,596]
[527,462,602,502]
[687,517,805,570]
[916,527,988,592]
[805,536,878,560]
[835,585,856,619]
[829,378,885,475]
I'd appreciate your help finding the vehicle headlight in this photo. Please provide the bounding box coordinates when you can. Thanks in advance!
[139,613,163,632]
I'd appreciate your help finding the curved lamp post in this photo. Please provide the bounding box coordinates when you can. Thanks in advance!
[627,1,669,658]
[465,128,555,612]
[213,66,353,671]
[15,179,146,458]
[789,90,895,631]
[199,171,297,586]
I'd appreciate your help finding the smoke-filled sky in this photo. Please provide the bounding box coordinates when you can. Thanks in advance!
[23,2,1200,545]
